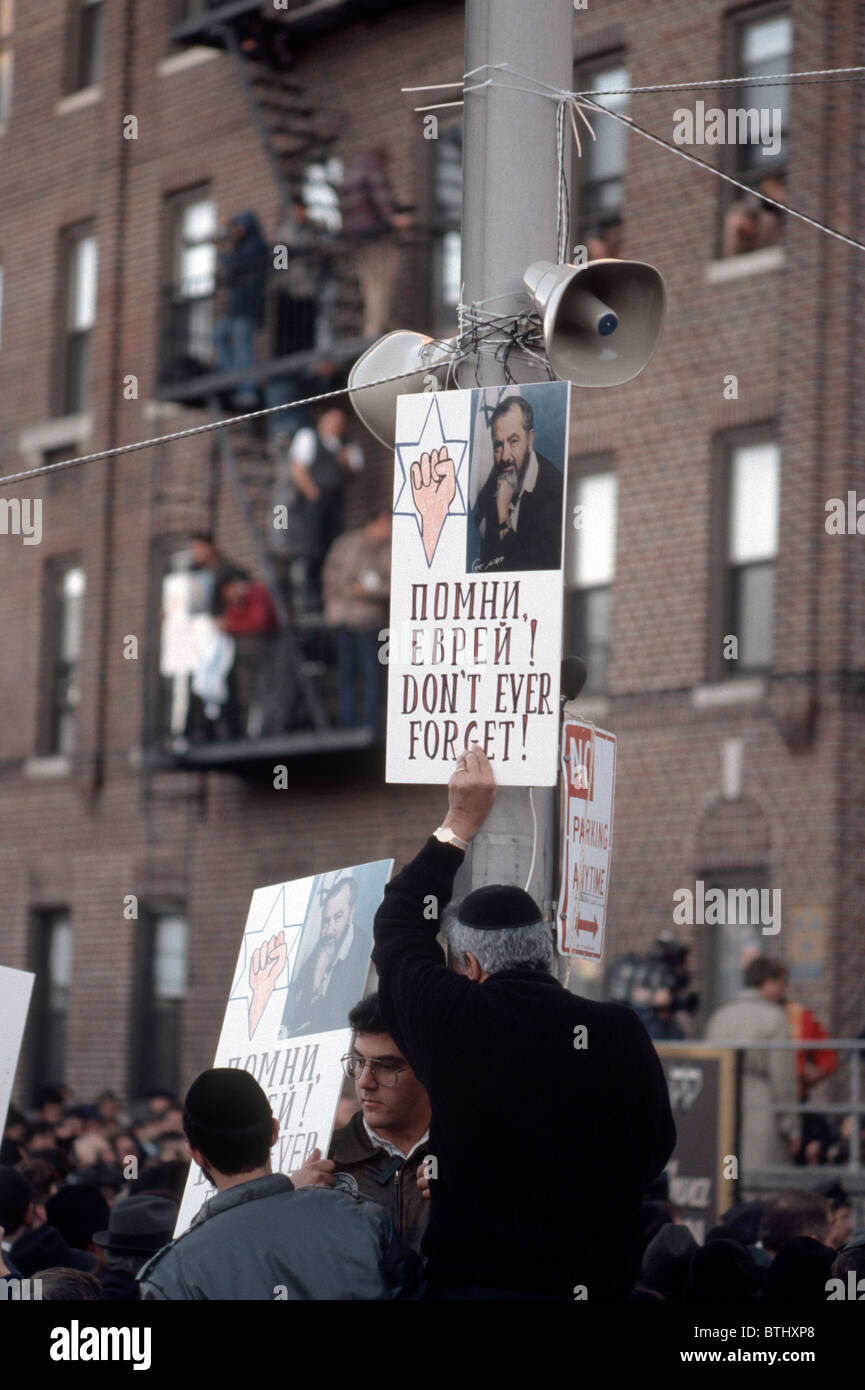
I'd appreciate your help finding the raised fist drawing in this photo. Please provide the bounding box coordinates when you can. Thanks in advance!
[248,930,287,1038]
[410,447,456,564]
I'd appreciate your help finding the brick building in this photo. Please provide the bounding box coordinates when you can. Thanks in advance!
[0,0,862,1109]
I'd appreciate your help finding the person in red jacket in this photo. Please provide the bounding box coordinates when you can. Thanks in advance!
[785,999,838,1099]
[215,571,280,737]
[215,572,277,636]
[785,994,838,1164]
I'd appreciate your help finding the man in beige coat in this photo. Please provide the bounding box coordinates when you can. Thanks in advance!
[706,957,800,1170]
[323,510,391,728]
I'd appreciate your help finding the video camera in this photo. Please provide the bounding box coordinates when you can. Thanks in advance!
[606,933,699,1018]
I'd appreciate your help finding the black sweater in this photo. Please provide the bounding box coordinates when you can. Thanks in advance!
[372,837,676,1298]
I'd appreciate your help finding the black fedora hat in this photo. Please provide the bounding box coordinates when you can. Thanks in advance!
[92,1194,178,1254]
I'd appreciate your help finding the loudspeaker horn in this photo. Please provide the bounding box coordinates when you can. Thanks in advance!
[522,258,666,387]
[348,331,453,449]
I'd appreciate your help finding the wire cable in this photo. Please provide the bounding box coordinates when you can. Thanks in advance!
[525,785,538,893]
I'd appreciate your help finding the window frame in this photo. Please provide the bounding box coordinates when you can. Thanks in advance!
[129,902,189,1100]
[564,456,617,693]
[58,222,98,416]
[27,907,74,1097]
[571,52,629,252]
[708,423,780,683]
[0,0,14,131]
[717,2,792,257]
[67,0,104,94]
[39,554,87,757]
[160,185,218,384]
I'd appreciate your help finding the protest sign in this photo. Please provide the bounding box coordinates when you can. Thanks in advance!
[387,380,570,786]
[655,1044,738,1243]
[0,964,35,1136]
[175,859,391,1235]
[558,718,616,958]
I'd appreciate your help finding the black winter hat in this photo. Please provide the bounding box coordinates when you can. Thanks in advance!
[46,1183,110,1251]
[719,1200,764,1247]
[457,885,543,930]
[641,1222,698,1299]
[10,1224,95,1277]
[687,1237,764,1301]
[183,1067,271,1130]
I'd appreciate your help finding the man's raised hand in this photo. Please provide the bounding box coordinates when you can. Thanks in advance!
[410,447,456,564]
[443,742,496,844]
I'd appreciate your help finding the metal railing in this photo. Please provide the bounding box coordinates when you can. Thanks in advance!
[157,248,363,392]
[681,1037,865,1223]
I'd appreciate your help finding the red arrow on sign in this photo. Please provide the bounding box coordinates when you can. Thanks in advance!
[577,915,598,938]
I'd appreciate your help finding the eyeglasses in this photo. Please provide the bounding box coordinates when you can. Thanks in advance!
[340,1054,409,1087]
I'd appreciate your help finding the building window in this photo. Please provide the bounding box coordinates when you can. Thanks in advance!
[574,59,629,257]
[721,8,792,256]
[0,0,13,129]
[721,437,779,676]
[565,467,617,691]
[161,189,216,382]
[71,0,104,92]
[43,445,80,497]
[28,909,73,1094]
[42,559,86,755]
[131,909,189,1098]
[61,225,98,414]
[430,120,462,333]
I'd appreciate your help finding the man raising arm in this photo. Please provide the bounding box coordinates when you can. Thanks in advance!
[373,744,676,1300]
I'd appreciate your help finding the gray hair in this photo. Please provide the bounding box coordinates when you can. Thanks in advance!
[443,902,554,976]
[490,395,534,435]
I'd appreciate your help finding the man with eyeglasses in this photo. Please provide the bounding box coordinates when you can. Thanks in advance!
[329,994,432,1257]
[372,743,676,1300]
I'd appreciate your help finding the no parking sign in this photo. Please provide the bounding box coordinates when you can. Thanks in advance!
[558,718,616,958]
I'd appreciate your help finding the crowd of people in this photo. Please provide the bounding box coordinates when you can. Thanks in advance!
[162,145,411,746]
[1,1017,861,1302]
[2,747,861,1302]
[167,477,390,745]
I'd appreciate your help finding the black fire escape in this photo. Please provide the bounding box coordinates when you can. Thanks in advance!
[148,0,417,774]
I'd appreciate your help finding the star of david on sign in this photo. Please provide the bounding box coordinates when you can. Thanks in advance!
[394,394,468,567]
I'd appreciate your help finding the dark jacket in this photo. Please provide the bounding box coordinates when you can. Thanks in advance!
[474,451,564,572]
[9,1223,95,1277]
[137,1174,423,1301]
[219,211,268,325]
[280,927,372,1039]
[372,838,676,1299]
[100,1266,141,1301]
[329,1110,431,1257]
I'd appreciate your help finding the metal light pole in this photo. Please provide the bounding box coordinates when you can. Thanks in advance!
[454,0,575,912]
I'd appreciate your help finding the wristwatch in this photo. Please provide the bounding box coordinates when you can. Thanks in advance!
[433,826,470,853]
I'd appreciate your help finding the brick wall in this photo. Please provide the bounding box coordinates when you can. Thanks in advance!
[0,0,861,1105]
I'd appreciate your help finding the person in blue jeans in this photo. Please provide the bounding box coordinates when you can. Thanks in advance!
[322,511,391,728]
[213,211,268,406]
